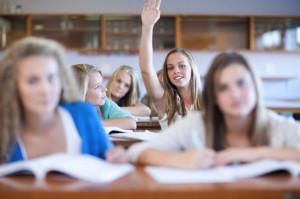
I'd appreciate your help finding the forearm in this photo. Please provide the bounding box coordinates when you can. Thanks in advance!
[258,147,300,161]
[103,117,137,130]
[121,105,151,117]
[137,148,183,167]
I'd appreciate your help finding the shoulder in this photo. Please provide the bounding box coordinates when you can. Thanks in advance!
[267,110,300,131]
[60,101,98,118]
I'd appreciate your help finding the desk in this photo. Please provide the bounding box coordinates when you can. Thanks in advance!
[0,167,299,199]
[266,99,300,113]
[136,119,161,131]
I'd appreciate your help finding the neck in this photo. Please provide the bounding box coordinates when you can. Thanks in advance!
[111,95,120,103]
[177,86,192,109]
[22,109,58,134]
[224,113,253,136]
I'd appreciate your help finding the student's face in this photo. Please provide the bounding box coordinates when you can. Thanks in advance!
[17,55,62,116]
[110,71,131,101]
[214,63,256,119]
[86,72,107,106]
[166,52,192,89]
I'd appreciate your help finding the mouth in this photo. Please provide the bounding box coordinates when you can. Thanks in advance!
[173,76,183,80]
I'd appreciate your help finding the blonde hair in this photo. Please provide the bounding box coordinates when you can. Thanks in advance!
[162,48,203,125]
[0,36,80,163]
[202,52,269,151]
[107,65,140,106]
[71,64,102,100]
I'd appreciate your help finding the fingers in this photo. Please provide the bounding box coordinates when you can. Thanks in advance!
[155,0,161,10]
[106,146,129,163]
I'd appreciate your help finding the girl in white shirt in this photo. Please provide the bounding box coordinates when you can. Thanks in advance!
[127,52,300,169]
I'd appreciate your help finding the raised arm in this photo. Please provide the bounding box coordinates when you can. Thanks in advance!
[139,0,165,109]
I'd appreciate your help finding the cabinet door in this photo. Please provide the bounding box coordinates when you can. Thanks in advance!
[180,16,249,50]
[254,17,300,51]
[31,15,101,49]
[104,16,175,51]
[0,15,27,49]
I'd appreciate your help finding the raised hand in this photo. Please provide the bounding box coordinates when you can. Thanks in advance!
[141,0,161,28]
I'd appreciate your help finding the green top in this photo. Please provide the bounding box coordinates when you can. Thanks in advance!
[100,98,132,119]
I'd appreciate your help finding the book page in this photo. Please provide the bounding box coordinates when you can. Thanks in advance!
[109,130,160,141]
[145,159,300,183]
[48,154,134,183]
[104,127,133,135]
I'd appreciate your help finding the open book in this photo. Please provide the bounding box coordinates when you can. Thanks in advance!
[104,127,133,135]
[109,130,161,141]
[145,159,300,183]
[0,153,134,183]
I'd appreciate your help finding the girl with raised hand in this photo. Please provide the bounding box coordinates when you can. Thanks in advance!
[72,64,136,130]
[127,52,300,169]
[139,0,203,129]
[106,65,151,117]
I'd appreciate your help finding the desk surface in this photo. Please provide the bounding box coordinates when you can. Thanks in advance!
[0,167,299,199]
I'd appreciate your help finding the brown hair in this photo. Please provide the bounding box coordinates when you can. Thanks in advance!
[202,52,269,151]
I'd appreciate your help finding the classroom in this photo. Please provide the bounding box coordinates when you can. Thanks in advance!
[0,0,300,198]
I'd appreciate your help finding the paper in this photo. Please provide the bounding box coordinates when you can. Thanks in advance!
[104,127,133,135]
[0,153,134,183]
[145,159,300,184]
[109,130,160,141]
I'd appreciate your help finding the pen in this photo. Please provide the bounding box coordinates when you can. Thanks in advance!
[191,131,203,149]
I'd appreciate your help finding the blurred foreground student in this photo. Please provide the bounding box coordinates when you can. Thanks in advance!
[72,64,136,130]
[139,0,202,129]
[0,37,127,164]
[106,65,151,117]
[127,52,300,169]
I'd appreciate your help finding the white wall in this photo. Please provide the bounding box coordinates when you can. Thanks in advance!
[65,50,300,100]
[1,0,300,16]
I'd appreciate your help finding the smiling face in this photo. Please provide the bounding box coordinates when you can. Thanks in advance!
[166,52,192,89]
[17,55,62,116]
[110,71,131,102]
[214,63,257,119]
[86,72,107,106]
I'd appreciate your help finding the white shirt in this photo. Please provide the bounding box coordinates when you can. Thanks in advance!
[18,107,82,160]
[128,110,300,163]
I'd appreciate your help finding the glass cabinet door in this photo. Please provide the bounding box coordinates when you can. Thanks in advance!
[0,15,27,49]
[180,16,249,50]
[31,15,101,49]
[254,17,300,51]
[153,17,175,50]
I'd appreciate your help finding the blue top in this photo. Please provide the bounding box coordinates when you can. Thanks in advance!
[9,101,113,163]
[100,98,132,119]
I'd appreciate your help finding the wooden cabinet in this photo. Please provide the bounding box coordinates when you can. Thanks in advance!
[30,15,102,49]
[180,16,249,50]
[0,14,299,52]
[0,15,27,49]
[254,17,300,51]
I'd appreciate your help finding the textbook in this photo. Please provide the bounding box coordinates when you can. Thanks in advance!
[0,153,134,183]
[104,127,133,135]
[145,159,300,183]
[109,130,161,141]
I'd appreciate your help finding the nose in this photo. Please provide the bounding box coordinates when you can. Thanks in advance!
[173,66,180,74]
[230,86,240,99]
[38,80,51,94]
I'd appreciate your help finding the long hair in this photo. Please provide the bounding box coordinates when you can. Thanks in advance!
[162,48,202,125]
[0,36,81,163]
[202,52,269,151]
[71,64,102,100]
[106,65,140,106]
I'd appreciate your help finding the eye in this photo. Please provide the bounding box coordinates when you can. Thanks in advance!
[124,83,130,88]
[116,78,122,83]
[179,64,186,68]
[27,76,39,85]
[48,74,57,83]
[167,65,174,70]
[217,84,228,92]
[237,79,246,87]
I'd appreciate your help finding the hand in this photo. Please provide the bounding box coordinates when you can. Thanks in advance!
[105,146,129,163]
[142,0,161,28]
[214,148,262,166]
[174,148,216,169]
